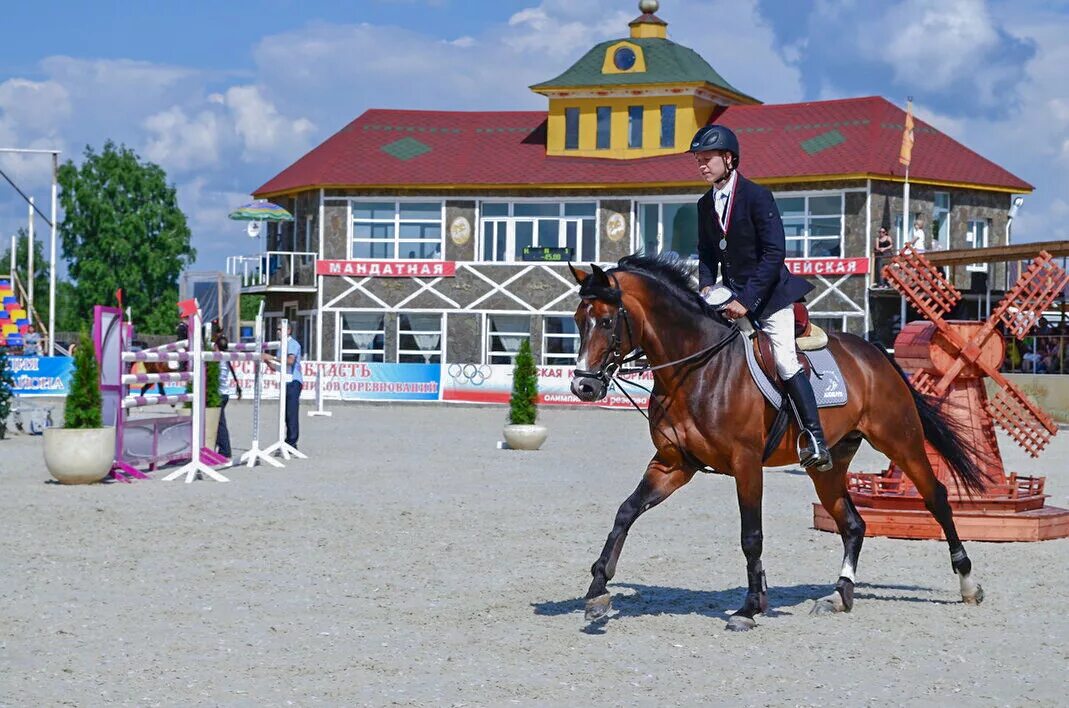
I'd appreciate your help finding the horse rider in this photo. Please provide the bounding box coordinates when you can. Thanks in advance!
[690,124,832,471]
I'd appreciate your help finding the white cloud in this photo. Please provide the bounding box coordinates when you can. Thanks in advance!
[878,0,999,91]
[224,85,316,159]
[143,106,225,171]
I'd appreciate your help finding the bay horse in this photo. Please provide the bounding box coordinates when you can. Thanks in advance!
[568,255,987,631]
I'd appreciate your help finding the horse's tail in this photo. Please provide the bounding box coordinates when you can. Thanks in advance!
[877,347,989,496]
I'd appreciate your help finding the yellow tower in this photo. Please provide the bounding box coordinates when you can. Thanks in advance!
[530,0,760,159]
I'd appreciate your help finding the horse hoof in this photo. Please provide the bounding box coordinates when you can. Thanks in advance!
[810,592,846,616]
[962,584,984,605]
[725,615,756,632]
[584,593,612,621]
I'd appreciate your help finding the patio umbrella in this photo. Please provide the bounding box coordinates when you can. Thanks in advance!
[228,199,294,222]
[228,199,293,238]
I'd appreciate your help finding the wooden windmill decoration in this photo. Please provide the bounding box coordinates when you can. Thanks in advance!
[814,247,1069,541]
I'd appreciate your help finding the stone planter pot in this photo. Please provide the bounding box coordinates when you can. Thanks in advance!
[205,407,221,452]
[502,424,549,451]
[43,427,115,484]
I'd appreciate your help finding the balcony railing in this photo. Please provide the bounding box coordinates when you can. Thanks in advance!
[226,251,317,290]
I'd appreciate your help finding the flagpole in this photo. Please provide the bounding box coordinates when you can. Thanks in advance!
[899,97,914,337]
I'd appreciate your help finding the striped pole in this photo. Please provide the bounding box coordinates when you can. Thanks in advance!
[121,372,194,385]
[122,394,193,408]
[228,340,280,352]
[142,339,189,354]
[122,351,192,363]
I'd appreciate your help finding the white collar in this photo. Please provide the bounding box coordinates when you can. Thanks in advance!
[714,170,737,200]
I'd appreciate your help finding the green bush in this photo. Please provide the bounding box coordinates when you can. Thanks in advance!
[0,348,15,439]
[508,339,538,425]
[205,358,222,408]
[64,329,103,429]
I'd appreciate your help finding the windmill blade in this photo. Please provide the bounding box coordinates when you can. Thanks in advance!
[991,251,1069,340]
[908,369,940,397]
[984,381,1059,458]
[883,245,962,323]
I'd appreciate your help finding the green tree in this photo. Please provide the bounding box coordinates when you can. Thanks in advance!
[0,227,51,321]
[240,294,264,321]
[64,330,102,429]
[0,348,15,439]
[508,339,539,425]
[58,141,195,335]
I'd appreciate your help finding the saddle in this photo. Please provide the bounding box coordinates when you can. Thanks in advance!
[752,302,828,387]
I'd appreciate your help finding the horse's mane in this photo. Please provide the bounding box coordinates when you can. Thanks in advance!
[610,253,722,321]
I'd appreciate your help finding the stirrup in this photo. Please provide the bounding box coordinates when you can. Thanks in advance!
[796,430,832,472]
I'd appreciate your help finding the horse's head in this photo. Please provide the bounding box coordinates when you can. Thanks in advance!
[568,263,640,402]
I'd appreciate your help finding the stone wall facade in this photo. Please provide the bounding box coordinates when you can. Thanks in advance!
[262,180,1012,361]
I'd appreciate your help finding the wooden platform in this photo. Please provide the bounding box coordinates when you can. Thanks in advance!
[813,503,1069,542]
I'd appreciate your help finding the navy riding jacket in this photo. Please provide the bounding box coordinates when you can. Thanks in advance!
[696,173,813,319]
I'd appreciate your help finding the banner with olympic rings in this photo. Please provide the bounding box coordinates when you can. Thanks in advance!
[440,363,651,408]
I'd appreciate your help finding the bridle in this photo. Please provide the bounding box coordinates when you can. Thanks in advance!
[573,272,741,418]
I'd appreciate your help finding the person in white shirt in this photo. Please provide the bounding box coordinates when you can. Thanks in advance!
[910,218,927,251]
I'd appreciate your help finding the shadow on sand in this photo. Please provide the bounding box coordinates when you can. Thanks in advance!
[532,580,953,633]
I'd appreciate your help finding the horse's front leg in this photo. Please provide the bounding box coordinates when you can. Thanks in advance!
[584,455,694,621]
[728,455,767,631]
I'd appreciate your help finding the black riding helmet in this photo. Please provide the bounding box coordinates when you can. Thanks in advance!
[688,124,740,168]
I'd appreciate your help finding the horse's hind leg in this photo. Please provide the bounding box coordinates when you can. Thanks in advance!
[584,455,695,621]
[864,423,983,605]
[808,432,866,615]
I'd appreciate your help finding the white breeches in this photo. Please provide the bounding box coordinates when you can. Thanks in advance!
[760,306,801,379]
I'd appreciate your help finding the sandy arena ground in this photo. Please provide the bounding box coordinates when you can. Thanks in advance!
[1,400,1067,706]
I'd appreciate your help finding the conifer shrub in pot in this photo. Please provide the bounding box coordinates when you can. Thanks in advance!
[43,330,115,483]
[502,339,548,450]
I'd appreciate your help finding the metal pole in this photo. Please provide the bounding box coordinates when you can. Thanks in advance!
[49,153,58,356]
[9,234,14,278]
[27,197,34,320]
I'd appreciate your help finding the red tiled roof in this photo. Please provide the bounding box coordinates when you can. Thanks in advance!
[254,96,1031,196]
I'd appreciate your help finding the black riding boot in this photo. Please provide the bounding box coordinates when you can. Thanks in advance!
[783,371,832,472]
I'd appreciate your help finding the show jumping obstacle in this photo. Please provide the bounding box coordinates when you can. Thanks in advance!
[238,301,284,468]
[95,303,295,482]
[813,248,1069,541]
[96,306,195,482]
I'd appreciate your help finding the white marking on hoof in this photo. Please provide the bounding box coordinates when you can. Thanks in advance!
[726,615,756,632]
[810,591,846,615]
[959,573,984,605]
[584,593,612,621]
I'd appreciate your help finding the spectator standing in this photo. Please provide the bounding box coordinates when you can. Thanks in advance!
[874,227,894,286]
[213,334,242,460]
[266,326,302,450]
[22,325,41,356]
[910,217,927,251]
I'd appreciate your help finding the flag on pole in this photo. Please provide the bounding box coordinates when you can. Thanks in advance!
[899,99,915,167]
[177,299,198,319]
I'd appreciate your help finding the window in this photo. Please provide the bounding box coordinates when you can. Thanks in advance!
[636,201,700,259]
[775,193,843,258]
[932,192,950,250]
[628,106,643,148]
[596,107,611,149]
[479,202,597,262]
[339,312,385,362]
[398,313,443,363]
[810,316,848,333]
[966,219,989,272]
[543,316,579,364]
[486,314,530,364]
[660,104,676,148]
[352,201,443,260]
[564,107,580,150]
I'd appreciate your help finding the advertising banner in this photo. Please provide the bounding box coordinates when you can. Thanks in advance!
[440,363,651,409]
[223,360,440,402]
[785,257,869,276]
[6,356,74,396]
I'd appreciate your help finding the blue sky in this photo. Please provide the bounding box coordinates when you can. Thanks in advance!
[1,0,1066,276]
